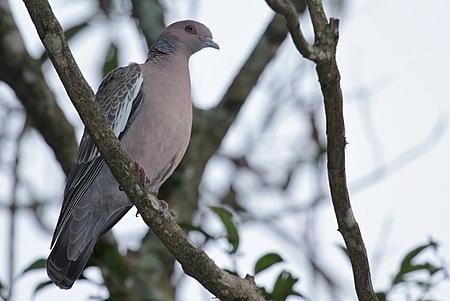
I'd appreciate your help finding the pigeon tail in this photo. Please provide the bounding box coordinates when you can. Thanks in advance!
[46,230,96,289]
[47,204,132,289]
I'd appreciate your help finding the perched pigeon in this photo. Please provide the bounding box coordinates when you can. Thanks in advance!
[47,20,219,289]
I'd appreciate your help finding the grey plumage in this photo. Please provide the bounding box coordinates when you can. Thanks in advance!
[47,20,218,289]
[51,64,144,248]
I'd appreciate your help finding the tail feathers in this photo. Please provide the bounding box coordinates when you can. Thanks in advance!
[47,206,132,289]
[46,230,96,290]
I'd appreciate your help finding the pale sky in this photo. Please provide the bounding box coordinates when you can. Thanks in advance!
[1,0,450,300]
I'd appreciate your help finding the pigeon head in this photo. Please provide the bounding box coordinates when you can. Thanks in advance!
[160,20,219,56]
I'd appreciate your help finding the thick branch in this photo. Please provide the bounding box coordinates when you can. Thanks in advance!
[130,0,165,47]
[0,0,77,175]
[24,0,265,299]
[196,1,308,163]
[265,0,378,300]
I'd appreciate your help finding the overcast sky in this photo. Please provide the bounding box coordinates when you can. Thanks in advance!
[1,0,450,300]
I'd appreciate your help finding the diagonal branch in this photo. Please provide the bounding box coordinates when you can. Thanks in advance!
[24,0,265,300]
[130,0,165,47]
[265,0,378,300]
[193,1,309,168]
[0,0,77,175]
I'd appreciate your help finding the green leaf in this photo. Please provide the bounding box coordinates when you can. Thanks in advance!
[210,206,240,253]
[271,271,303,301]
[179,222,215,240]
[399,241,437,272]
[259,286,271,299]
[22,258,46,275]
[64,22,90,40]
[0,280,5,295]
[375,292,386,301]
[33,280,53,296]
[336,243,350,260]
[90,239,130,280]
[254,252,284,274]
[102,43,119,77]
[393,263,442,284]
[393,240,440,285]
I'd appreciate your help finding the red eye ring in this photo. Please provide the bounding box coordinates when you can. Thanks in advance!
[185,25,196,34]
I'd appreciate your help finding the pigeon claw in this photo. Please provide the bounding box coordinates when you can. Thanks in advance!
[134,161,150,186]
[158,200,176,219]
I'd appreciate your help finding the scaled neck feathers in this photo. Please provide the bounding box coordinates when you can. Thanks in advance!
[147,36,177,62]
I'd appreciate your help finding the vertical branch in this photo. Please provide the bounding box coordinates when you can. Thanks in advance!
[264,0,378,300]
[0,0,77,175]
[305,0,327,36]
[6,119,27,301]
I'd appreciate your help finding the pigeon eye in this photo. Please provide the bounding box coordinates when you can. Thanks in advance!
[185,25,196,34]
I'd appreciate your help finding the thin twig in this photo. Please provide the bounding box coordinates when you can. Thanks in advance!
[265,0,378,300]
[265,0,317,59]
[23,0,265,299]
[305,0,327,37]
[6,118,27,301]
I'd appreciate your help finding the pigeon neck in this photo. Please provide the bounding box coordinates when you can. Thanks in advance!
[151,36,176,53]
[146,35,189,63]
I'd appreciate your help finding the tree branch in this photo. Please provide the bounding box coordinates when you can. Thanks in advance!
[24,0,265,299]
[130,0,165,47]
[265,0,378,300]
[181,0,309,181]
[265,0,316,59]
[6,117,27,301]
[129,5,307,298]
[0,0,77,175]
[131,1,310,206]
[305,0,327,37]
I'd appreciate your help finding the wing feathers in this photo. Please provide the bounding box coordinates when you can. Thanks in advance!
[51,63,145,248]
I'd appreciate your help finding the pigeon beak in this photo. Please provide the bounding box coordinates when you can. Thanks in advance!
[200,36,220,50]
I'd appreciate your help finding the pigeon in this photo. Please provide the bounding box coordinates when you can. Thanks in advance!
[47,20,219,289]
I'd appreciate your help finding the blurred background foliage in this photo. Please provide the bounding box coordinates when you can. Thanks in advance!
[0,0,448,300]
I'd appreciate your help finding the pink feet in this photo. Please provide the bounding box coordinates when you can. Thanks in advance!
[133,162,175,218]
[120,161,150,191]
[159,200,176,219]
[134,161,150,186]
[158,199,169,217]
